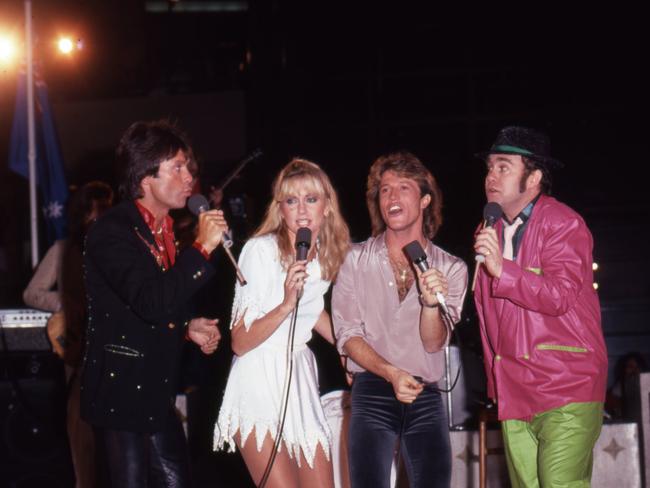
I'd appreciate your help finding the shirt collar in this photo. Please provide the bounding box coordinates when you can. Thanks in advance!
[135,200,174,236]
[503,192,541,225]
[377,231,433,260]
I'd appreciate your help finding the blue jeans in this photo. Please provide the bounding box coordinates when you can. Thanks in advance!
[348,372,451,488]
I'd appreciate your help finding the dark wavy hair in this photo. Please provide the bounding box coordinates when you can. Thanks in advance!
[117,120,194,200]
[366,151,443,239]
[67,181,114,244]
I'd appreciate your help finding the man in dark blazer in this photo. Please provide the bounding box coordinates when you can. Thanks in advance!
[81,120,228,487]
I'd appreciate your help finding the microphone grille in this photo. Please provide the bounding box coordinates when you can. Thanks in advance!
[296,227,312,248]
[403,240,426,263]
[483,202,503,221]
[187,194,210,216]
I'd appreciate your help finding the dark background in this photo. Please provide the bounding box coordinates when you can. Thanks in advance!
[1,2,648,486]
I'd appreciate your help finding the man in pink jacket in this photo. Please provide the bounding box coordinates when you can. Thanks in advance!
[473,126,607,488]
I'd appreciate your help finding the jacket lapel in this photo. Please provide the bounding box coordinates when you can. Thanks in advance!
[124,202,163,268]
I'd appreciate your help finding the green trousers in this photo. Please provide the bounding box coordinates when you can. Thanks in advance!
[501,402,603,488]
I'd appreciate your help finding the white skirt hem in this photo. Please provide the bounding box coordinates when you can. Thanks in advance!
[214,415,331,469]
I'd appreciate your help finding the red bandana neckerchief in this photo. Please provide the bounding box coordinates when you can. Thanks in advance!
[135,201,176,271]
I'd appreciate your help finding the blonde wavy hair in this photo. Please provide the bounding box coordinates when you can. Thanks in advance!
[254,158,350,281]
[366,151,443,239]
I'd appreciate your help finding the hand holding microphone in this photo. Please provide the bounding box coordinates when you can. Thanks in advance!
[281,227,312,308]
[195,210,228,253]
[472,202,503,289]
[403,241,451,317]
[474,202,503,263]
[283,262,308,308]
[188,194,228,251]
[188,194,247,285]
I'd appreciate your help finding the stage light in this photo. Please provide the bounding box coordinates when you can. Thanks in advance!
[57,37,74,54]
[0,35,16,63]
[593,282,599,290]
[592,262,599,271]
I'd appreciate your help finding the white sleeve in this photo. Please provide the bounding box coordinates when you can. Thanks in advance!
[229,237,276,330]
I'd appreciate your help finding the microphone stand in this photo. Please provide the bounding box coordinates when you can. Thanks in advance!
[221,234,247,286]
[444,345,453,429]
[438,308,455,430]
[471,219,487,292]
[188,194,248,286]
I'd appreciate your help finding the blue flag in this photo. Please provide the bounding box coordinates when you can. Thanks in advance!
[9,72,69,243]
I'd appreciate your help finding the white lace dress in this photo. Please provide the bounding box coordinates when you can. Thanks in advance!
[214,234,332,468]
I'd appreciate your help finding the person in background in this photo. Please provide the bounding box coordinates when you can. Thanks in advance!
[214,158,350,488]
[473,126,607,488]
[606,352,647,422]
[23,180,114,488]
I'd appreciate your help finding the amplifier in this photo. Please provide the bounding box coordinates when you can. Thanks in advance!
[0,309,52,352]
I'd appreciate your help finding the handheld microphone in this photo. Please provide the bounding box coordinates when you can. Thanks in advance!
[403,240,451,317]
[294,228,311,298]
[187,194,234,248]
[295,227,311,261]
[471,201,504,291]
[187,194,247,286]
[187,194,210,215]
[475,202,503,263]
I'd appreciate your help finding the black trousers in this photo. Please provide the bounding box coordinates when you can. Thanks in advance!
[348,372,451,488]
[96,409,190,488]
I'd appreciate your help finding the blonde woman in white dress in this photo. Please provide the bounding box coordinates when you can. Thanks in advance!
[215,158,350,487]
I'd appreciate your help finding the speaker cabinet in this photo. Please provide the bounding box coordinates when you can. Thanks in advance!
[0,353,74,488]
[0,309,52,352]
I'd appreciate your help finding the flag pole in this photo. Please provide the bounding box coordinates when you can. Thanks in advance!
[25,0,39,267]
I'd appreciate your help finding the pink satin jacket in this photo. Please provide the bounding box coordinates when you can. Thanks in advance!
[474,195,607,420]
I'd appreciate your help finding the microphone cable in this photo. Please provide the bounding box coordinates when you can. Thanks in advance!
[258,293,301,488]
[392,306,461,474]
[403,240,463,395]
[431,307,462,394]
[259,227,310,486]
